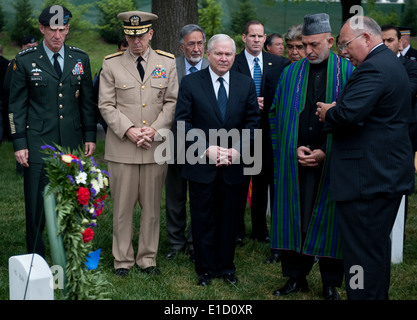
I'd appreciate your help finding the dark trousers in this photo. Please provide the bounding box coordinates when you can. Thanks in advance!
[23,163,48,257]
[189,174,244,277]
[165,163,192,250]
[250,165,273,240]
[337,197,402,300]
[281,245,344,287]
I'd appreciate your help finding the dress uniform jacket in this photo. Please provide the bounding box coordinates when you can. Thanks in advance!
[98,47,178,164]
[8,42,97,162]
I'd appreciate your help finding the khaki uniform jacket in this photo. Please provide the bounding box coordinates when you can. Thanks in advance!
[98,47,178,164]
[8,42,97,164]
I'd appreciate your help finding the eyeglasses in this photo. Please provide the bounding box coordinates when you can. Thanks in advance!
[339,33,363,51]
[287,44,304,52]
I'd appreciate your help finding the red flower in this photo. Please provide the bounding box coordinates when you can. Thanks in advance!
[77,187,90,205]
[82,228,94,243]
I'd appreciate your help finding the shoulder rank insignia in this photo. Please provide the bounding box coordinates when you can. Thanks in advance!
[155,50,175,59]
[18,46,37,56]
[69,46,87,54]
[104,51,124,60]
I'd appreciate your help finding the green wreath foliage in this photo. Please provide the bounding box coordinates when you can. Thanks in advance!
[42,144,111,300]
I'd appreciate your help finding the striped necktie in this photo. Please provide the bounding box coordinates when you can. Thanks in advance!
[253,57,262,96]
[189,66,198,73]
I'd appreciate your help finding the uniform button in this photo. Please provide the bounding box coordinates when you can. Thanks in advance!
[143,120,146,124]
[142,104,146,108]
[59,93,63,98]
[159,84,162,87]
[123,85,126,88]
[35,83,39,86]
[142,86,146,90]
[59,104,63,108]
[60,115,63,119]
[26,125,29,128]
[59,83,63,87]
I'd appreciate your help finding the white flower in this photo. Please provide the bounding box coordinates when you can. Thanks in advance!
[75,171,87,184]
[97,173,104,189]
[91,179,100,193]
[103,177,109,187]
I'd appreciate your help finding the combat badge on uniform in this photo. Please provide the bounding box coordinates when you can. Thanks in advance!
[72,59,85,75]
[152,65,167,78]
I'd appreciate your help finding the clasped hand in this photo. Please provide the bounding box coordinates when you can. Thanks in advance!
[297,146,326,167]
[126,126,156,149]
[206,145,240,167]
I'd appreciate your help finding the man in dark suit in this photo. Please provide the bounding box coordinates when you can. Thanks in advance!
[175,34,260,286]
[381,24,417,150]
[231,20,289,248]
[165,24,209,262]
[399,27,417,61]
[317,17,415,300]
[8,6,97,257]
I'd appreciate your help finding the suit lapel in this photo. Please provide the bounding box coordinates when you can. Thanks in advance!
[35,43,59,80]
[235,52,251,76]
[121,49,142,83]
[61,44,76,82]
[200,69,223,122]
[225,71,239,122]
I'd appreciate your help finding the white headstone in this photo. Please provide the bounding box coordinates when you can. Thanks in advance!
[9,254,54,300]
[391,195,405,264]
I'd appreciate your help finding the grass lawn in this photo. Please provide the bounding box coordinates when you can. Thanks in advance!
[1,137,417,303]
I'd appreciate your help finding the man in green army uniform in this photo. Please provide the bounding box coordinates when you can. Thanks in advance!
[8,5,97,257]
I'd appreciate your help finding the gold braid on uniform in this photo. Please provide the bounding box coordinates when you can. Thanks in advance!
[155,50,175,59]
[104,51,124,60]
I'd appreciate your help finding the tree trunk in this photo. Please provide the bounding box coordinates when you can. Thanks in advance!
[152,0,198,57]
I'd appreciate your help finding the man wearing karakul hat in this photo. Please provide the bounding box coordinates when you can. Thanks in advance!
[269,13,354,299]
[98,10,178,277]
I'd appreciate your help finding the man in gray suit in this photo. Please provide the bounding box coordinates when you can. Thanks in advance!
[165,24,209,262]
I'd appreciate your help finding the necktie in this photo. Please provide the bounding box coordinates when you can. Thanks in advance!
[189,66,198,73]
[53,53,62,78]
[217,77,227,120]
[137,56,144,80]
[253,57,262,96]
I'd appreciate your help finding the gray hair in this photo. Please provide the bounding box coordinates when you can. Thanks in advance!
[179,24,206,44]
[285,24,303,43]
[207,34,236,53]
[346,16,381,36]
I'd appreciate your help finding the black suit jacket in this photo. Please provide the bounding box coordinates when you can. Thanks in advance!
[175,68,260,185]
[231,50,289,98]
[324,44,415,201]
[404,45,417,61]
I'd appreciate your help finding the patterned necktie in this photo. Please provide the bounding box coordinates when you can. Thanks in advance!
[217,77,227,120]
[253,57,262,96]
[53,53,62,78]
[189,66,198,73]
[137,56,144,80]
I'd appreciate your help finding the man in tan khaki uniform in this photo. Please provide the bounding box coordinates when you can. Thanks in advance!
[98,10,178,277]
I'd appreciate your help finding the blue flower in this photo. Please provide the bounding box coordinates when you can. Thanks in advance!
[66,175,74,185]
[40,145,56,151]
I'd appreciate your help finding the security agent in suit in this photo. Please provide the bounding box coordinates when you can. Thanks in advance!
[8,6,97,257]
[98,11,178,277]
[381,25,417,150]
[175,34,260,286]
[317,17,415,300]
[165,24,209,262]
[231,20,289,247]
[399,27,417,61]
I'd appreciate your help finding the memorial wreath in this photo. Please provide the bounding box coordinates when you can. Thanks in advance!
[42,144,111,299]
